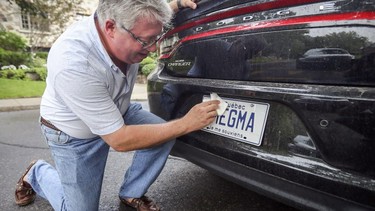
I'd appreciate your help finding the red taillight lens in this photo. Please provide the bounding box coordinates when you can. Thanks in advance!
[159,34,180,59]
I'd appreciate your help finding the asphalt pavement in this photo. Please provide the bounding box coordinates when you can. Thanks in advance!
[0,82,300,211]
[0,83,147,112]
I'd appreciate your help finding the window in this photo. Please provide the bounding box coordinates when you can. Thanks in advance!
[21,12,50,32]
[21,13,29,29]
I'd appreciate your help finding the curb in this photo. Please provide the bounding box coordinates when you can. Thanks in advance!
[0,98,41,112]
[0,83,148,112]
[0,105,41,112]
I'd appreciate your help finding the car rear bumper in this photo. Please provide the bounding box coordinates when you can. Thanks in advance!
[172,140,375,211]
[147,76,375,210]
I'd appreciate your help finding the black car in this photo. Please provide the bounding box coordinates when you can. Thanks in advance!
[296,48,355,71]
[147,0,375,210]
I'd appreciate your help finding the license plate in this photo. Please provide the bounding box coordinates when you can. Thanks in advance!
[202,96,269,146]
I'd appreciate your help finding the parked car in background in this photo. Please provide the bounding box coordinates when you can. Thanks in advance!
[147,0,375,210]
[296,48,355,71]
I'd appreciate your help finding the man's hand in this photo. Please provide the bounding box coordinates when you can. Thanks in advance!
[181,0,198,10]
[170,0,198,13]
[181,100,220,132]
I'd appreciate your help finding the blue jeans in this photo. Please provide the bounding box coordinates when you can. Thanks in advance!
[27,103,175,211]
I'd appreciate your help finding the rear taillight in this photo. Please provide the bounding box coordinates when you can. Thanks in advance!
[159,34,180,59]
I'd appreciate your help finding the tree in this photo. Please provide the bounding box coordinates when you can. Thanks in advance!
[320,31,370,55]
[6,0,42,16]
[6,0,84,52]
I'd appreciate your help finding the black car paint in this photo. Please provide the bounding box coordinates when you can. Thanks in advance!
[147,0,375,210]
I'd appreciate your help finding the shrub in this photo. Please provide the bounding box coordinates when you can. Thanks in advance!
[140,56,155,65]
[0,69,26,80]
[0,48,31,67]
[0,30,27,51]
[34,67,47,81]
[35,52,48,60]
[30,56,46,68]
[139,56,156,76]
[139,56,155,69]
[141,63,156,76]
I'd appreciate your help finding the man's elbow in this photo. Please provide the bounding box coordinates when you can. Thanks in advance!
[101,129,132,152]
[110,141,129,152]
[105,138,135,152]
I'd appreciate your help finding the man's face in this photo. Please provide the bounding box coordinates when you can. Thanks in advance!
[108,18,163,64]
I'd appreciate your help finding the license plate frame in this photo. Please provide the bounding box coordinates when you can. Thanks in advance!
[202,96,270,146]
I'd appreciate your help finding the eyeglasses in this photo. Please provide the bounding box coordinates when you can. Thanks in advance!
[120,25,165,49]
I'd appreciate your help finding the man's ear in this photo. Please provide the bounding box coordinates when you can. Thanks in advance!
[104,19,117,38]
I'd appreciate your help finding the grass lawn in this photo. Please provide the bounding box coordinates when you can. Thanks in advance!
[0,78,46,99]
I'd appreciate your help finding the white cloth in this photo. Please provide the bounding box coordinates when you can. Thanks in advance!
[203,93,228,116]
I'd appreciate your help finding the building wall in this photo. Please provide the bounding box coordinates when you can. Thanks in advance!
[0,1,25,33]
[0,0,98,49]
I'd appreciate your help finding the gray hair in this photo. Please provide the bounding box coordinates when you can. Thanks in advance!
[96,0,173,30]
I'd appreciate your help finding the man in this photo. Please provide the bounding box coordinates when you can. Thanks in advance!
[14,0,219,210]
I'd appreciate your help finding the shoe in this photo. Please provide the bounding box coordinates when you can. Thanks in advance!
[120,195,160,211]
[15,160,37,206]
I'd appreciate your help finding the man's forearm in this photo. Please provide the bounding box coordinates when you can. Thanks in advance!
[169,0,180,13]
[102,100,219,152]
[102,118,189,152]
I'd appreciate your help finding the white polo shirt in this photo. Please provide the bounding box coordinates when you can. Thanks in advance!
[40,14,139,139]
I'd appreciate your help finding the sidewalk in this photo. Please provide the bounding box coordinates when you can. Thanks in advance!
[0,83,147,112]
